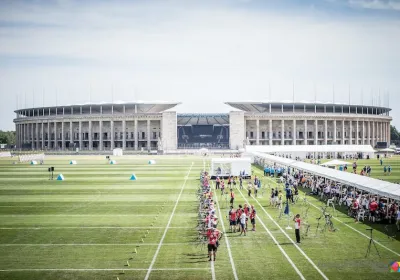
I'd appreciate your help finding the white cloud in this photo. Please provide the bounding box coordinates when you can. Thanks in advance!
[0,1,399,130]
[348,0,400,11]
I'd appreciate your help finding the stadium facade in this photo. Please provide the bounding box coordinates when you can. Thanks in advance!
[14,101,392,151]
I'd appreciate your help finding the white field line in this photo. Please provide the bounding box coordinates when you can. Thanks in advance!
[235,188,305,280]
[0,268,209,272]
[262,174,400,257]
[211,259,216,280]
[0,240,279,246]
[144,163,194,280]
[0,214,191,217]
[0,227,192,230]
[242,187,328,280]
[210,167,239,280]
[307,201,400,257]
[0,204,173,208]
[0,243,194,246]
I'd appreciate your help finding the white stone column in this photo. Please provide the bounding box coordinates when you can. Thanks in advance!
[372,121,375,147]
[362,121,365,145]
[110,120,114,150]
[161,112,178,150]
[293,119,296,145]
[333,120,337,144]
[314,119,318,145]
[99,120,103,151]
[54,122,57,150]
[122,120,126,150]
[47,122,50,149]
[356,120,359,145]
[69,121,73,149]
[31,123,34,150]
[147,119,151,150]
[269,120,272,145]
[41,122,44,150]
[88,120,92,150]
[388,122,391,144]
[380,122,383,143]
[341,120,345,144]
[256,119,260,145]
[324,119,327,145]
[367,121,371,145]
[79,121,82,150]
[281,120,284,145]
[304,120,308,144]
[134,119,138,150]
[349,120,353,145]
[61,122,65,150]
[35,122,39,149]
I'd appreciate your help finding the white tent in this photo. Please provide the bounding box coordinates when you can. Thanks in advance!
[377,148,395,153]
[113,148,123,156]
[246,145,375,159]
[321,160,349,166]
[210,157,251,178]
[251,152,400,201]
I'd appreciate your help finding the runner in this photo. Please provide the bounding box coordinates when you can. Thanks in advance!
[239,176,243,190]
[230,189,235,207]
[221,180,225,196]
[243,203,250,230]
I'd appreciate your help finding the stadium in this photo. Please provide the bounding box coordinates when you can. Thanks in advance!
[13,101,392,151]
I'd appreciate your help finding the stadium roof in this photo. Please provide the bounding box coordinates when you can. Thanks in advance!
[177,113,229,125]
[251,152,400,201]
[225,101,391,113]
[16,101,180,113]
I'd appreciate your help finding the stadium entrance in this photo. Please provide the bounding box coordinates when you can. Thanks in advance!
[177,114,229,149]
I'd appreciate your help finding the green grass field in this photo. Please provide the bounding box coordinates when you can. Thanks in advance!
[0,155,399,280]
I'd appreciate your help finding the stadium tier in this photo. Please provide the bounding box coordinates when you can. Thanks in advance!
[14,101,391,151]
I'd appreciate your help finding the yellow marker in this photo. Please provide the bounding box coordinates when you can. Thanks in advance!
[126,260,130,267]
[134,248,137,253]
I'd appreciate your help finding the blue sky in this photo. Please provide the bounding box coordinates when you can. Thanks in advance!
[0,0,399,130]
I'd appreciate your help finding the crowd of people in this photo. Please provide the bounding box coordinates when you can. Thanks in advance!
[198,172,263,261]
[284,169,400,231]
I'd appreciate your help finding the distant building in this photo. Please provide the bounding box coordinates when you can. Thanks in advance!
[14,101,391,151]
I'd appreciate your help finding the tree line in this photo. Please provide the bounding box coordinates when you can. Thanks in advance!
[0,131,16,146]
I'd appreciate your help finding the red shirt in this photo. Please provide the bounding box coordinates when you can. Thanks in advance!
[369,201,378,211]
[244,207,250,216]
[229,210,236,221]
[208,232,219,245]
[236,209,243,219]
[231,192,235,198]
[250,210,256,219]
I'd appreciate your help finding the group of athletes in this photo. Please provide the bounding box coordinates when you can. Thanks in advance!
[199,172,261,261]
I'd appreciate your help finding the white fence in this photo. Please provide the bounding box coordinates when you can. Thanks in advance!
[19,153,45,163]
[0,152,11,158]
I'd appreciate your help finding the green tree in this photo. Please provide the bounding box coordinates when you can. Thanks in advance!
[391,125,400,142]
[0,131,16,145]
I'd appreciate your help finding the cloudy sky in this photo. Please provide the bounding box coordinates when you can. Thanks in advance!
[0,0,399,130]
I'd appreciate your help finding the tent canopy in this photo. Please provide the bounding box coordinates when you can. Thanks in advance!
[321,160,349,166]
[377,148,395,153]
[251,152,400,201]
[246,145,375,157]
[210,157,251,177]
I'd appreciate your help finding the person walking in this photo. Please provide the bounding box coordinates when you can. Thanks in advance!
[293,214,301,243]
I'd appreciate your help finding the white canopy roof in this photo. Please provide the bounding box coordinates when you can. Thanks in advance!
[246,145,375,154]
[211,157,251,163]
[252,152,400,201]
[321,160,350,166]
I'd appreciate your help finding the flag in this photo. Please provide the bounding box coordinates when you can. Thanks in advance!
[284,202,290,215]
